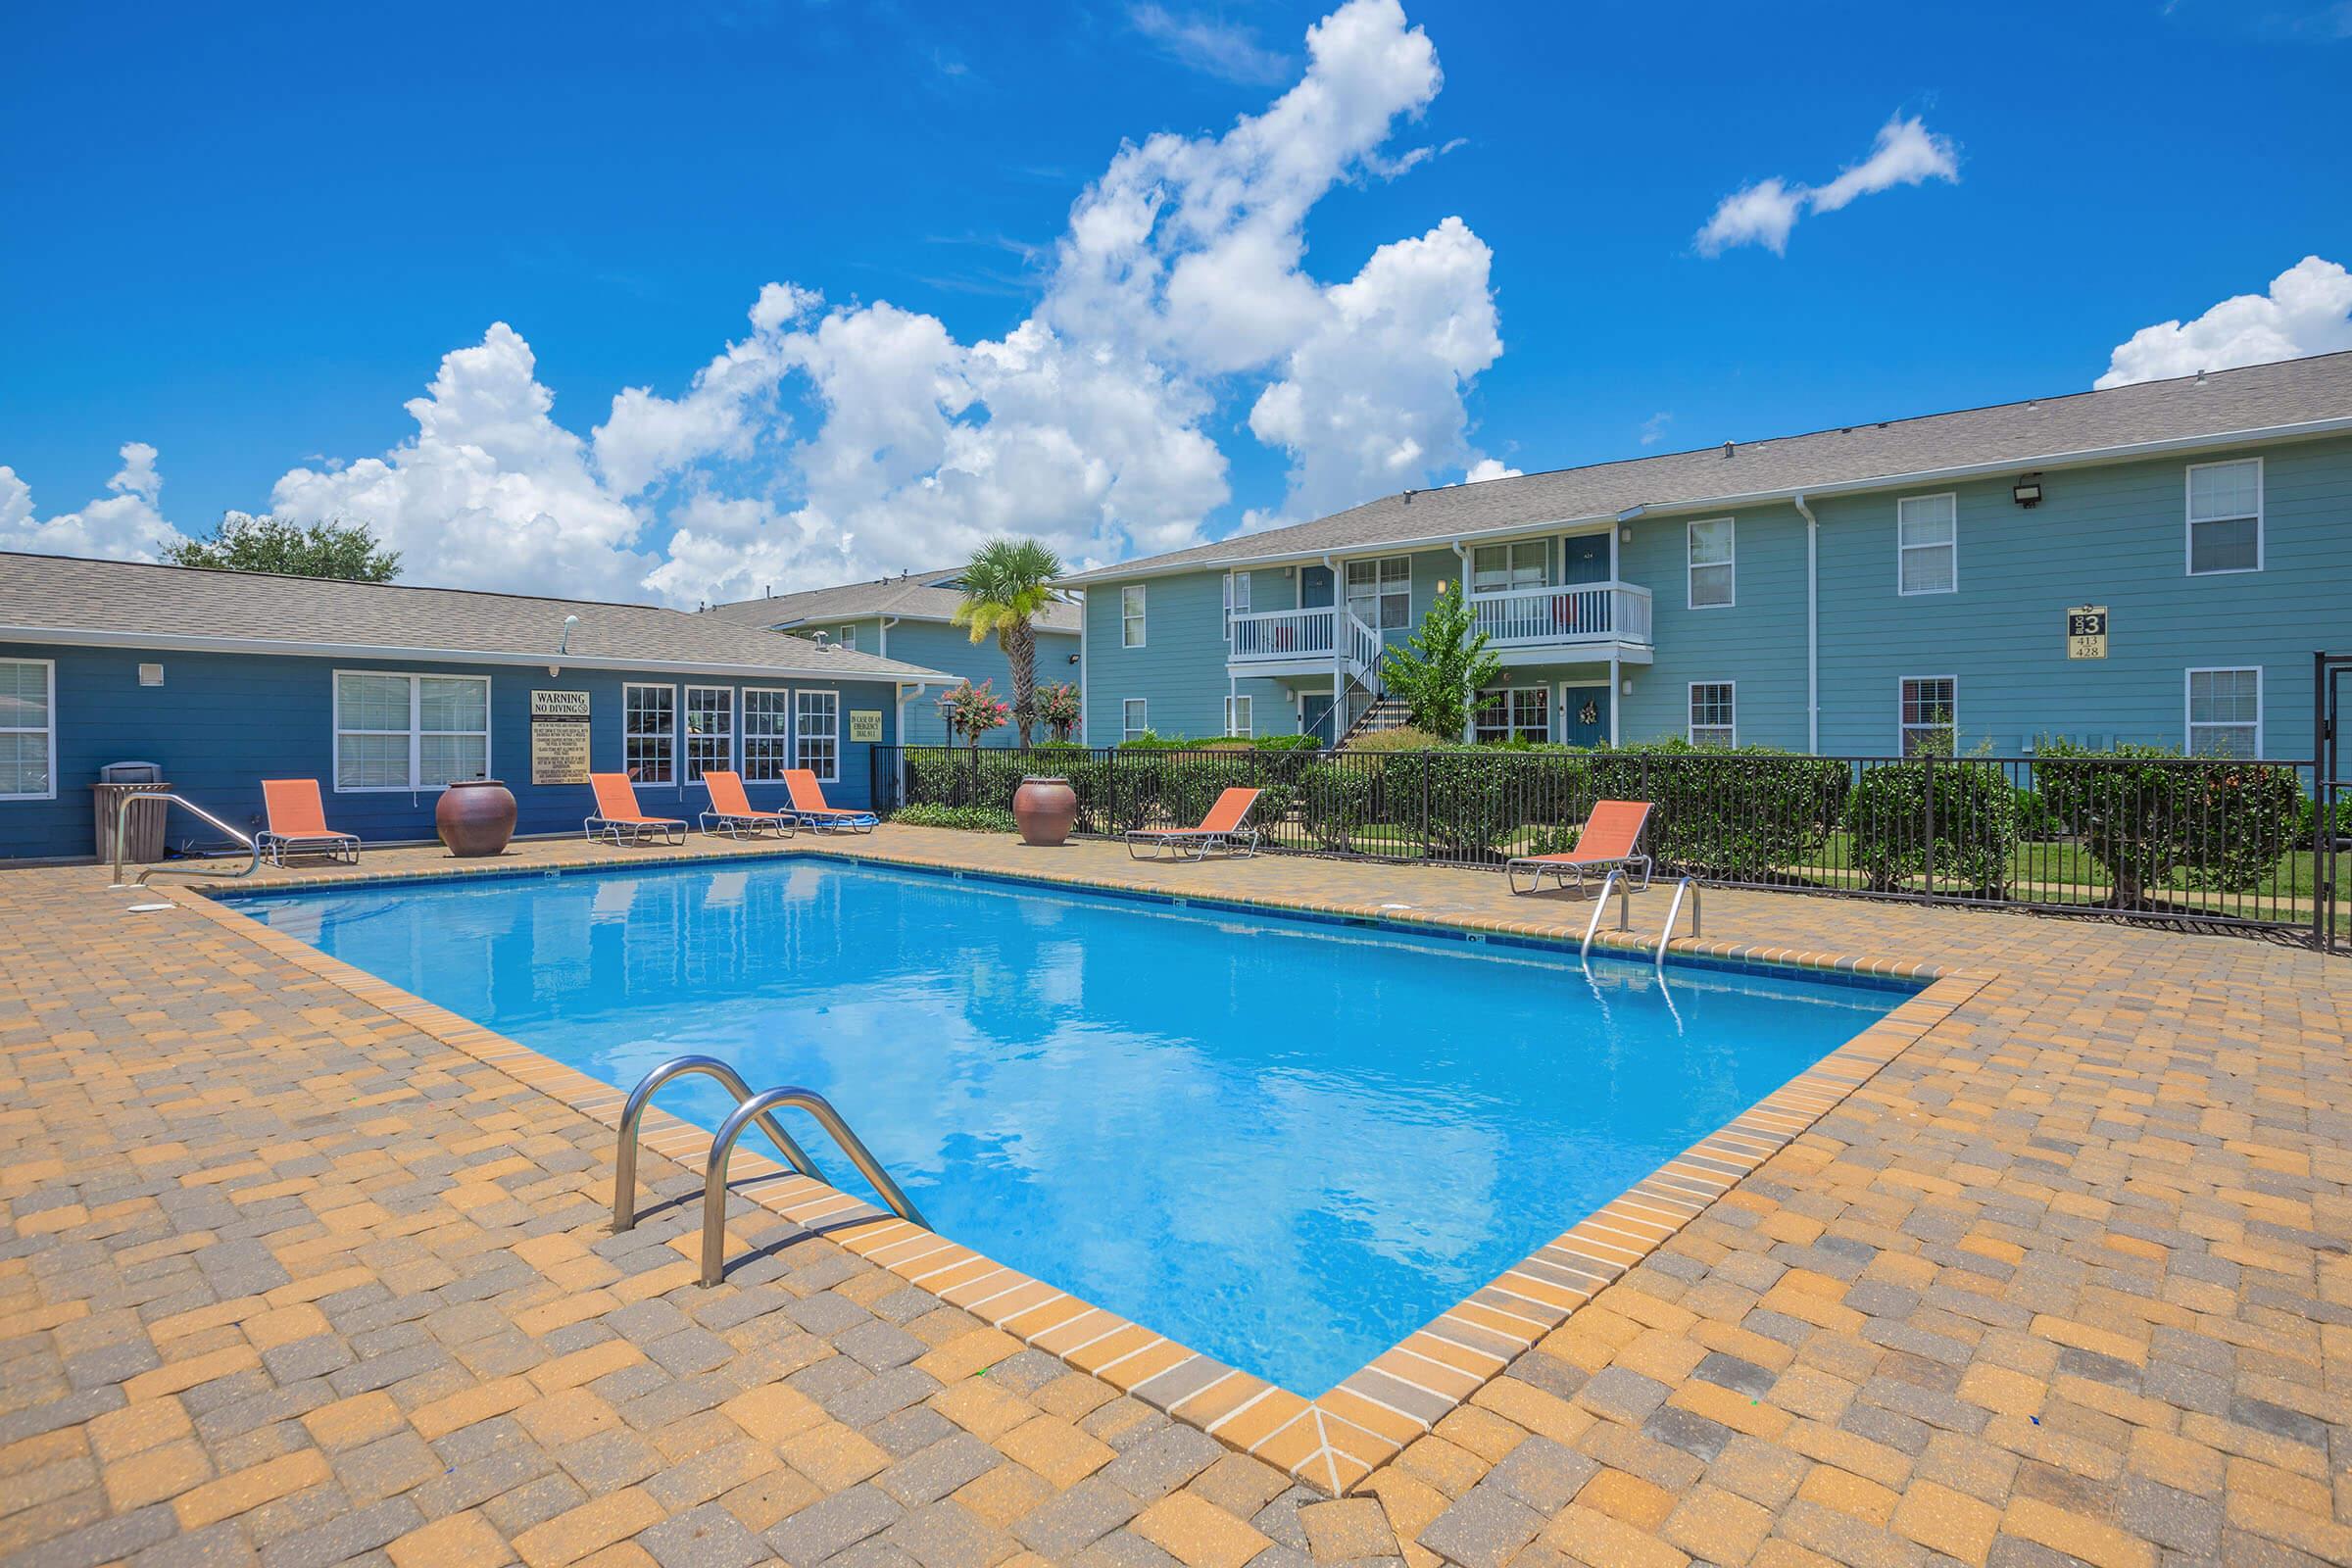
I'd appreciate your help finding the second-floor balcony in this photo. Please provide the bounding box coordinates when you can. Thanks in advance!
[1468,580,1652,652]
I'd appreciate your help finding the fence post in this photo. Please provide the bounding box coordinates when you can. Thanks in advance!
[1106,748,1118,830]
[1922,751,1936,897]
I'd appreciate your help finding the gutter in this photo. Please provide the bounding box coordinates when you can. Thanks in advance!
[1791,494,1819,754]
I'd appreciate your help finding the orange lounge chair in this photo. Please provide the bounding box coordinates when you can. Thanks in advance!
[259,779,361,866]
[782,769,878,833]
[699,769,796,840]
[1507,799,1653,895]
[586,772,687,847]
[1126,786,1261,861]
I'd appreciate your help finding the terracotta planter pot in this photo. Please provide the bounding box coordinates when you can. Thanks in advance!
[437,779,517,858]
[1012,776,1078,847]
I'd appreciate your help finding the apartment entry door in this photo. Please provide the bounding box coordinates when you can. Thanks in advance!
[1298,564,1335,609]
[1560,683,1610,748]
[1561,531,1611,585]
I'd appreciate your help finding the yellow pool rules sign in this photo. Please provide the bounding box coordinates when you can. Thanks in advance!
[2066,606,2108,660]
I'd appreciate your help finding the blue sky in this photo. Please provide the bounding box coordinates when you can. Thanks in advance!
[2,0,2346,603]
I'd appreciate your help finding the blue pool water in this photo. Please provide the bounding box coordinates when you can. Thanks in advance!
[228,858,1908,1394]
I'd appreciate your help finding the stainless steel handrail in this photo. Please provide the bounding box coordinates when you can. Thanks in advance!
[110,793,264,889]
[702,1085,927,1285]
[1655,877,1700,965]
[1579,868,1632,958]
[612,1055,825,1232]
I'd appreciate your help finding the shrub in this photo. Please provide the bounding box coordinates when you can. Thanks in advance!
[1348,725,1443,753]
[2035,743,2304,906]
[1845,757,2019,896]
[1585,742,1850,881]
[2012,785,2063,842]
[888,803,1015,832]
[1297,759,1374,851]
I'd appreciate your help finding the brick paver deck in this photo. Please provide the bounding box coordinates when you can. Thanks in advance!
[2,828,2345,1568]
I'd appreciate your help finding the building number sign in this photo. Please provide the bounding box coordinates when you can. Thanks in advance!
[2066,606,2108,661]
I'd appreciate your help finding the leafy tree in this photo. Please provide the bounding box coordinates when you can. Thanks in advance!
[1034,681,1082,742]
[952,539,1066,746]
[1379,583,1501,741]
[937,679,1011,748]
[166,513,401,581]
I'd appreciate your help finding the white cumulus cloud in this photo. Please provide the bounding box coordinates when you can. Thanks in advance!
[0,443,184,562]
[2094,255,2352,388]
[1697,115,1959,257]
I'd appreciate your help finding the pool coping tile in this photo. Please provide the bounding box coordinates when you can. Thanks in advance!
[167,840,1990,1496]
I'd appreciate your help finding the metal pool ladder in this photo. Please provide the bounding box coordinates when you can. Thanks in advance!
[108,793,264,889]
[610,1054,928,1288]
[1579,867,1633,957]
[1655,877,1700,965]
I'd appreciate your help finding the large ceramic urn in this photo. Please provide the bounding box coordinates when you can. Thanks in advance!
[1012,776,1078,847]
[437,778,518,858]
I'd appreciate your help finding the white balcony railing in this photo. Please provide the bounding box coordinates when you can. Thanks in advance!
[1228,606,1335,662]
[1467,581,1652,649]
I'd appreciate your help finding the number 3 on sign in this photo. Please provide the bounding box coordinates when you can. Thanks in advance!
[2066,606,2108,660]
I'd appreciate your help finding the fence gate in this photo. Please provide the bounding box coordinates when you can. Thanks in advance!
[2321,653,2352,952]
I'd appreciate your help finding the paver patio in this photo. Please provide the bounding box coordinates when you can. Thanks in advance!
[2,827,2346,1568]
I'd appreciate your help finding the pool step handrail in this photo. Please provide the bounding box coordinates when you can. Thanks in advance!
[613,1055,827,1232]
[109,793,264,889]
[1655,877,1701,966]
[1579,868,1633,958]
[702,1086,928,1285]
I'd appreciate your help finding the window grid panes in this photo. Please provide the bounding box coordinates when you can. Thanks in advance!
[1689,683,1736,747]
[1900,677,1957,757]
[1121,585,1146,648]
[1347,557,1411,629]
[1471,542,1545,594]
[683,686,734,782]
[1222,572,1250,641]
[1473,686,1548,745]
[795,690,839,782]
[2187,460,2260,574]
[1897,494,1957,595]
[335,672,489,791]
[1122,699,1149,742]
[624,684,675,784]
[0,659,55,798]
[2187,667,2260,757]
[743,688,792,781]
[839,625,857,652]
[1688,519,1735,608]
[1224,695,1252,737]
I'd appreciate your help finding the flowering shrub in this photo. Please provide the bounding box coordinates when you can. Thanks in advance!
[1035,682,1082,742]
[938,679,1010,748]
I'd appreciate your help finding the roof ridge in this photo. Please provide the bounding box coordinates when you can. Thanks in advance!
[0,549,683,615]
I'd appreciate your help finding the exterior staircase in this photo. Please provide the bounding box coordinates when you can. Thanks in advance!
[1339,695,1413,749]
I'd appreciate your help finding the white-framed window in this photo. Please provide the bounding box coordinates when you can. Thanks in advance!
[1222,572,1250,642]
[1897,493,1958,596]
[1688,682,1737,747]
[1687,518,1735,609]
[2186,666,2262,758]
[839,624,858,652]
[2186,458,2262,575]
[624,683,675,785]
[684,685,734,782]
[743,687,792,781]
[794,690,839,782]
[1347,556,1412,629]
[1898,676,1957,757]
[1473,685,1549,745]
[1224,694,1252,737]
[333,671,490,792]
[0,658,56,801]
[1121,584,1147,648]
[1471,541,1546,595]
[1122,698,1149,742]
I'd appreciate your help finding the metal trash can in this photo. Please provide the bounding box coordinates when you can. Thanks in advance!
[93,762,169,865]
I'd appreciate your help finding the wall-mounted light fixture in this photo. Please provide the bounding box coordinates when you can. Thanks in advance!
[2012,475,2043,509]
[1067,652,1080,664]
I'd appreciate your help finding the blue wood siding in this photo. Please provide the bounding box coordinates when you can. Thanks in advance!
[1619,508,1812,748]
[1084,572,1234,741]
[0,644,906,860]
[866,618,1080,746]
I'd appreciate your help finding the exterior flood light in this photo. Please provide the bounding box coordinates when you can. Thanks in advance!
[2013,476,2043,508]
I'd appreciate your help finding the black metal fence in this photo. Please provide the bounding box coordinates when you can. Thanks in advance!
[870,743,2342,938]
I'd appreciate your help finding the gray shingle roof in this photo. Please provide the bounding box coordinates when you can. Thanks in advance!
[705,567,1081,634]
[0,552,957,681]
[1061,351,2352,584]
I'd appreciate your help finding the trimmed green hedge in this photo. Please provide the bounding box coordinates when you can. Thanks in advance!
[890,803,1016,832]
[1844,757,2019,896]
[2035,742,2305,906]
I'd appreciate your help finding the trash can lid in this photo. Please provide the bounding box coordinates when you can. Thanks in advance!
[98,760,165,783]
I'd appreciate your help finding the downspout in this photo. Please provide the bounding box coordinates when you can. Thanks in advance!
[1322,554,1343,746]
[1451,541,1474,742]
[1792,494,1819,754]
[1076,590,1089,746]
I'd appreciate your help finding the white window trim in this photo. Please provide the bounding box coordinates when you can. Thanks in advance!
[1686,518,1736,610]
[682,684,736,785]
[332,669,493,794]
[1122,698,1149,743]
[1895,492,1959,597]
[1687,681,1738,747]
[2184,665,2263,759]
[2184,457,2263,576]
[1472,685,1549,745]
[1224,693,1252,737]
[1345,555,1412,629]
[1897,674,1959,756]
[1221,572,1250,643]
[794,688,841,783]
[741,685,793,783]
[622,681,677,789]
[0,657,57,802]
[1121,584,1147,649]
[838,624,858,651]
[1470,539,1547,595]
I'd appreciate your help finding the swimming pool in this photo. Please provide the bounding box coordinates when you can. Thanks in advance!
[228,858,1910,1395]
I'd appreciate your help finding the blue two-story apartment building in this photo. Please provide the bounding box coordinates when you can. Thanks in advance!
[705,567,1081,746]
[0,553,954,861]
[1063,353,2352,760]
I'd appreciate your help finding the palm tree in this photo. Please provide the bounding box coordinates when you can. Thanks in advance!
[952,539,1067,747]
